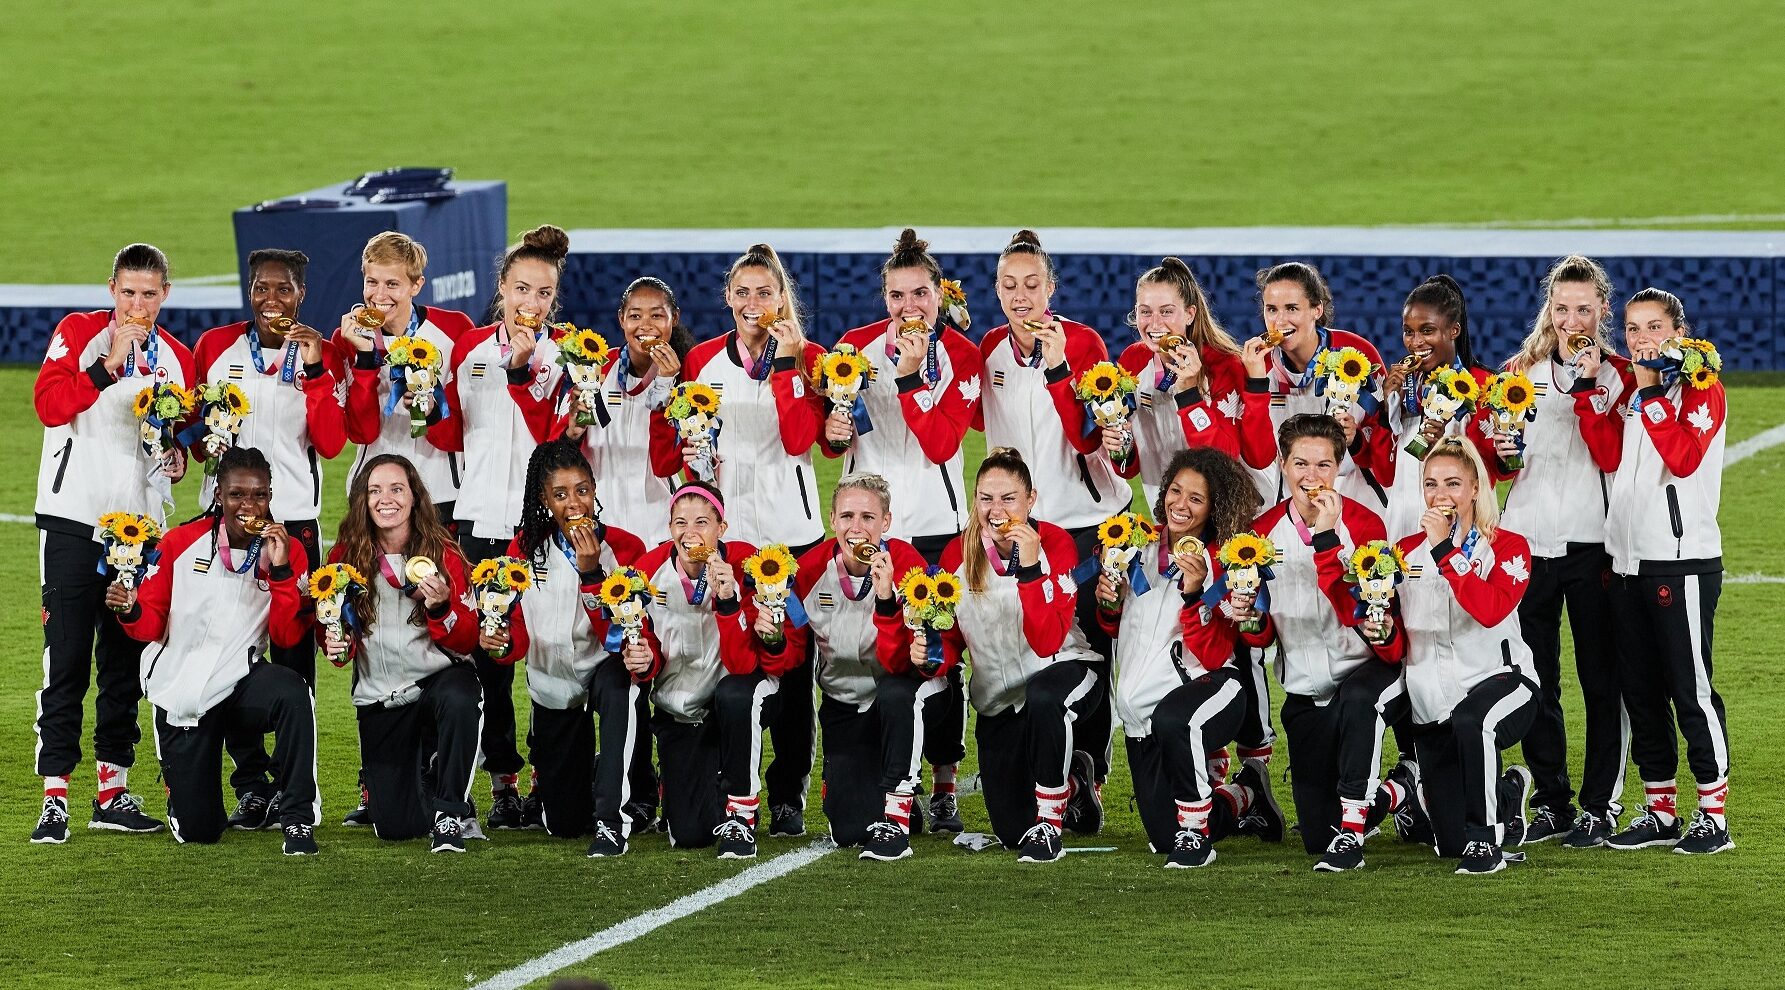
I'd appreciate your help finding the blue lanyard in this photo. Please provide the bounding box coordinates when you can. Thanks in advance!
[1454,524,1481,563]
[215,521,263,575]
[1014,333,1043,369]
[248,324,299,384]
[121,327,159,379]
[1283,328,1331,391]
[748,335,778,382]
[1405,357,1465,416]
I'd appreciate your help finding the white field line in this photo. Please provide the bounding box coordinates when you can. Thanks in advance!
[1387,212,1785,230]
[1726,423,1785,468]
[468,840,835,990]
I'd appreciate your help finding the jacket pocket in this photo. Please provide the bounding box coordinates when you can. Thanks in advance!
[50,438,73,494]
[1664,483,1683,540]
[308,446,321,506]
[448,451,462,488]
[794,466,813,519]
[939,464,959,515]
[1075,453,1103,503]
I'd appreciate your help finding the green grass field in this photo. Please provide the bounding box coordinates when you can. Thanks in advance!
[5,1,1785,283]
[2,367,1782,989]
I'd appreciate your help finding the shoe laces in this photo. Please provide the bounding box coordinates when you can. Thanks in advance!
[433,815,462,837]
[1625,810,1662,833]
[1571,810,1601,830]
[1326,830,1363,854]
[865,821,905,843]
[715,817,752,842]
[1681,811,1718,838]
[1019,821,1060,845]
[931,793,957,814]
[594,821,621,846]
[1172,828,1206,851]
[1461,839,1497,860]
[771,804,799,824]
[40,797,69,824]
[285,823,313,838]
[105,792,146,814]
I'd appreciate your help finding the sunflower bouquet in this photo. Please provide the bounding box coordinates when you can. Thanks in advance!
[598,566,659,648]
[555,326,613,425]
[133,382,195,460]
[384,335,446,438]
[939,278,971,332]
[1483,371,1538,470]
[307,563,367,666]
[742,544,804,640]
[1211,532,1280,633]
[97,512,161,601]
[1406,367,1480,459]
[1315,346,1375,414]
[1089,511,1159,599]
[811,344,875,445]
[897,566,963,674]
[1676,338,1722,390]
[1073,361,1139,449]
[1344,540,1408,643]
[665,382,722,482]
[470,556,532,637]
[191,382,252,473]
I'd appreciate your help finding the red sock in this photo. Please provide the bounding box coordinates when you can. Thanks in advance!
[95,762,127,806]
[1644,780,1678,825]
[1206,751,1231,785]
[1339,797,1370,834]
[1237,744,1273,765]
[492,772,519,796]
[932,763,957,796]
[725,795,760,825]
[43,776,69,801]
[1035,785,1069,828]
[1697,777,1728,824]
[884,793,914,832]
[1214,781,1252,818]
[1175,798,1213,835]
[1379,779,1406,811]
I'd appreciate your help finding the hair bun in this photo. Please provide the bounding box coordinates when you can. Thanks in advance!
[894,227,929,254]
[521,224,571,262]
[1160,256,1191,276]
[1009,229,1042,248]
[746,243,780,263]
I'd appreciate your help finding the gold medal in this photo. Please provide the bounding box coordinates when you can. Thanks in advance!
[1173,535,1204,558]
[849,541,878,565]
[353,307,386,331]
[242,517,271,536]
[404,556,438,584]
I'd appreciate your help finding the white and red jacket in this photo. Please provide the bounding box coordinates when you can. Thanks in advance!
[120,518,310,727]
[339,306,474,504]
[1115,343,1271,504]
[937,522,1098,717]
[191,322,350,522]
[651,334,827,548]
[551,347,678,545]
[632,540,795,723]
[503,525,647,711]
[1499,355,1631,558]
[1100,539,1243,738]
[833,321,983,541]
[325,543,479,708]
[1238,329,1391,508]
[1579,372,1727,576]
[428,323,563,540]
[35,311,197,539]
[1240,497,1387,703]
[1380,364,1500,538]
[776,538,940,710]
[1380,528,1536,725]
[977,319,1128,531]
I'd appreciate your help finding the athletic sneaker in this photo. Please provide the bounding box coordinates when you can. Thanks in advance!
[1561,810,1616,850]
[90,793,164,833]
[1388,763,1434,845]
[430,812,466,853]
[1016,821,1064,863]
[487,789,526,830]
[928,792,964,834]
[31,796,70,844]
[586,821,627,858]
[228,792,275,831]
[342,785,372,827]
[1605,810,1681,850]
[459,815,489,841]
[281,822,318,856]
[1062,751,1103,835]
[1522,804,1573,844]
[768,804,806,838]
[1455,839,1507,875]
[860,821,913,862]
[1164,828,1216,869]
[1498,766,1533,847]
[715,815,757,860]
[1314,830,1366,872]
[1672,810,1734,856]
[620,799,654,834]
[1234,757,1285,843]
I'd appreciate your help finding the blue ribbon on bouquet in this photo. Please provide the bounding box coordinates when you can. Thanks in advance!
[1314,371,1381,416]
[842,393,874,437]
[1070,551,1153,598]
[1199,565,1275,616]
[384,365,451,423]
[1080,392,1138,439]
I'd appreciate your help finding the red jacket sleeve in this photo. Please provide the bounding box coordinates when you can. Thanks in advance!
[427,334,479,453]
[118,521,209,644]
[896,331,983,466]
[267,540,311,649]
[339,330,385,445]
[768,341,827,457]
[1173,347,1246,459]
[302,334,351,459]
[507,345,571,444]
[427,547,481,656]
[1638,381,1725,479]
[1043,324,1110,456]
[1433,530,1531,629]
[1572,357,1633,473]
[1012,524,1084,658]
[1238,376,1279,470]
[35,313,112,427]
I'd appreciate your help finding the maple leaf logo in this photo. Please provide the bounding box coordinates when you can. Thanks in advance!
[1501,554,1530,584]
[144,563,160,583]
[96,764,119,785]
[1686,405,1715,435]
[958,375,982,403]
[1218,390,1242,422]
[45,332,69,363]
[1478,416,1496,439]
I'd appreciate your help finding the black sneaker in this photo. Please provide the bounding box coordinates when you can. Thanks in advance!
[859,821,913,861]
[1672,810,1734,856]
[228,792,275,831]
[1455,839,1507,875]
[1062,751,1103,835]
[768,803,805,838]
[90,793,164,833]
[1605,810,1681,850]
[342,785,372,827]
[430,812,466,853]
[1016,821,1064,863]
[282,822,318,856]
[586,821,627,858]
[715,815,757,860]
[1387,761,1434,845]
[1234,757,1285,843]
[487,789,526,830]
[1562,810,1615,849]
[928,792,964,834]
[31,797,70,844]
[1498,766,1533,847]
[621,800,655,834]
[1314,829,1366,872]
[1522,804,1573,844]
[1164,828,1216,869]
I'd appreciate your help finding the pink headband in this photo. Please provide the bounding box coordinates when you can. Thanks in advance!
[671,485,726,520]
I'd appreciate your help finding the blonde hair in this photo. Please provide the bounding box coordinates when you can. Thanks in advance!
[1509,255,1613,373]
[726,243,804,336]
[832,472,892,515]
[1425,438,1500,542]
[1134,257,1241,358]
[362,231,427,282]
[962,447,1033,594]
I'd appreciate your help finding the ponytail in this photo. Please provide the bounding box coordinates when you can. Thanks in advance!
[963,447,1035,594]
[726,243,804,336]
[1136,257,1240,357]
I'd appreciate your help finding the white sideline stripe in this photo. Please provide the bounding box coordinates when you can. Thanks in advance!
[469,840,835,990]
[1726,423,1785,467]
[1390,213,1785,230]
[1728,573,1785,584]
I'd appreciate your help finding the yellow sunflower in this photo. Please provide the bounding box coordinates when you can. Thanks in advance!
[898,568,936,605]
[309,570,337,598]
[502,562,533,592]
[116,520,147,544]
[940,278,966,308]
[1690,366,1715,389]
[684,383,720,412]
[471,559,500,586]
[1097,514,1132,548]
[1448,372,1480,403]
[931,573,962,606]
[97,511,132,534]
[407,340,438,368]
[223,384,250,414]
[745,545,796,585]
[823,352,863,386]
[1133,516,1158,544]
[1219,532,1275,569]
[1332,347,1370,384]
[599,572,634,607]
[569,329,610,363]
[1351,546,1382,577]
[132,389,153,418]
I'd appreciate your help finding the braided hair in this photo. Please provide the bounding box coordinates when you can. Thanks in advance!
[518,439,598,560]
[1404,274,1479,369]
[191,445,274,524]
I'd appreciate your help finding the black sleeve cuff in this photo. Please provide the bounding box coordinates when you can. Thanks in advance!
[505,365,532,386]
[425,600,451,620]
[1245,376,1271,394]
[1311,530,1342,553]
[1044,361,1073,385]
[1175,387,1204,410]
[714,596,741,616]
[120,603,142,623]
[1565,374,1598,395]
[1432,536,1458,561]
[302,361,326,381]
[354,351,381,371]
[578,567,605,587]
[875,594,902,617]
[1012,561,1044,583]
[87,359,115,391]
[896,372,924,393]
[1348,432,1365,456]
[267,563,294,581]
[1637,384,1667,402]
[771,356,798,373]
